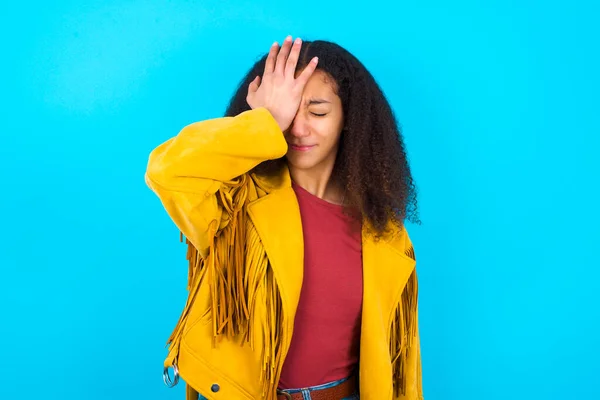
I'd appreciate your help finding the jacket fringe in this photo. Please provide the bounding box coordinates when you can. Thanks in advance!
[186,384,199,400]
[390,246,419,397]
[164,174,285,400]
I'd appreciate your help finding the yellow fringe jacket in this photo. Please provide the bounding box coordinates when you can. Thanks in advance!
[145,107,424,400]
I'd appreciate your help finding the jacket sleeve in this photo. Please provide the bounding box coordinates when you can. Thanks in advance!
[145,107,287,257]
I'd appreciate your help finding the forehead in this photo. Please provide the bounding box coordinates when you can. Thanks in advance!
[301,70,339,99]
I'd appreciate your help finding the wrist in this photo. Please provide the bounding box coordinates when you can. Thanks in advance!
[263,107,288,132]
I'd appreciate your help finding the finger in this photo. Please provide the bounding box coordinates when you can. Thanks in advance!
[285,37,302,78]
[275,36,293,75]
[296,56,319,87]
[248,75,261,93]
[263,42,279,75]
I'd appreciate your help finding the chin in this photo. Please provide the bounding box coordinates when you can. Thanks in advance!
[285,154,321,171]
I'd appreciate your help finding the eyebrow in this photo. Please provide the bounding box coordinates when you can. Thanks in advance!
[307,98,331,105]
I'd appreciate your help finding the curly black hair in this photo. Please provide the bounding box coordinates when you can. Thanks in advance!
[224,39,420,236]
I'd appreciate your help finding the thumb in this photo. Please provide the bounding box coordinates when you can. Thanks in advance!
[248,75,261,93]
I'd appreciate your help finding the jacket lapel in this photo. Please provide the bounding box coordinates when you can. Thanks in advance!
[362,228,416,311]
[246,186,305,320]
[360,227,416,399]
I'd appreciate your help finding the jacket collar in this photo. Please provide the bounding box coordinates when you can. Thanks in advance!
[251,162,292,194]
[251,162,411,250]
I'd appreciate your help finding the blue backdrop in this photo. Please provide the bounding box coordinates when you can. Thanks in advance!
[1,1,598,399]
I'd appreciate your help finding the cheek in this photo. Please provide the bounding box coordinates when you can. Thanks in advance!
[315,120,342,143]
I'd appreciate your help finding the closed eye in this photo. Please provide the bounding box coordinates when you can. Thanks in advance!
[310,112,327,117]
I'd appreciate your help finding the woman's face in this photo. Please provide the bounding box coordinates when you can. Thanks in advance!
[284,70,344,174]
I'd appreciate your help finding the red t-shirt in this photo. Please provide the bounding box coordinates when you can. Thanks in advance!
[278,182,363,389]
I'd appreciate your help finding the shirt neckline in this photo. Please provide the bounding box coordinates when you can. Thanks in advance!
[291,181,345,211]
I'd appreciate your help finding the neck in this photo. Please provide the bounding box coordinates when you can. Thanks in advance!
[289,162,344,205]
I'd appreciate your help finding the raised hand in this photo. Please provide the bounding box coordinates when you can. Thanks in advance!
[246,36,319,132]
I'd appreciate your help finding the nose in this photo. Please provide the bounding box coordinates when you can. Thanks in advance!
[289,112,310,138]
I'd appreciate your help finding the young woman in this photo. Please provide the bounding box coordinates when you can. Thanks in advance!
[146,36,423,400]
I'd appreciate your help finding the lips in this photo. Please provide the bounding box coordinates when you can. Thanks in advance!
[289,144,316,152]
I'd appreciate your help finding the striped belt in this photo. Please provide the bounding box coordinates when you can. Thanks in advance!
[276,375,357,400]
